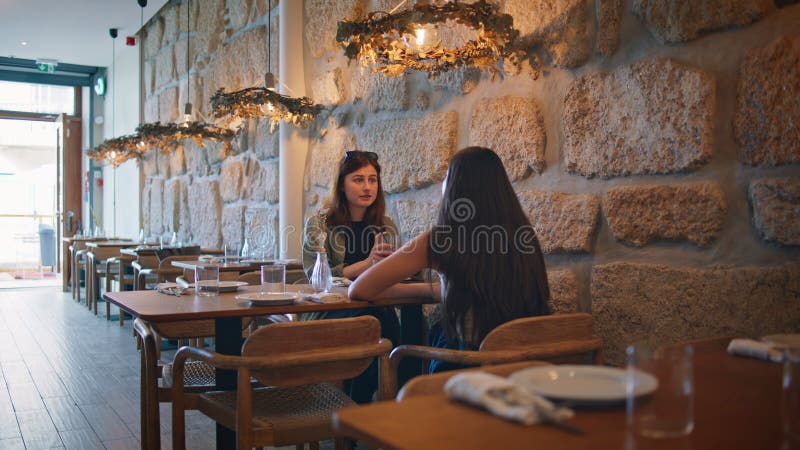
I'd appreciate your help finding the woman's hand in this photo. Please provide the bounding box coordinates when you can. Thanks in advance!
[367,232,395,266]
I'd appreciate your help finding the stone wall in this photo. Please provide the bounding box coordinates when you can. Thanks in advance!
[141,0,800,365]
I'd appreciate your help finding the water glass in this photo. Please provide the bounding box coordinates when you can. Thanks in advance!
[194,264,219,297]
[784,347,800,443]
[627,342,694,438]
[224,242,239,264]
[261,264,285,294]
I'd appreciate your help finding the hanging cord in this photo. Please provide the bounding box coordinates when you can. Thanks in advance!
[186,0,190,103]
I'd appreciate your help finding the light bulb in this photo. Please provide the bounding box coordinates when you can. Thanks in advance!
[180,102,193,128]
[266,102,274,111]
[110,151,117,159]
[415,28,426,46]
[411,24,438,53]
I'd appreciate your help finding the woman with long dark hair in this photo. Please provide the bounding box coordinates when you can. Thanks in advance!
[349,146,550,373]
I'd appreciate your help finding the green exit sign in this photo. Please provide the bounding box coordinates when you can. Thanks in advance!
[36,61,57,73]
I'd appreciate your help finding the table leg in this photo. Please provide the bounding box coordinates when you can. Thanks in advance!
[398,304,424,387]
[214,317,243,449]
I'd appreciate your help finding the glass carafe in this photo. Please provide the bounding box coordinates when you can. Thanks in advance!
[310,251,332,293]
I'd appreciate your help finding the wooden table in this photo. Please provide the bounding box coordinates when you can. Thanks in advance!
[334,338,783,450]
[103,284,435,449]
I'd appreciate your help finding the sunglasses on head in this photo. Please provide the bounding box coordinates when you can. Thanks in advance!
[344,150,378,161]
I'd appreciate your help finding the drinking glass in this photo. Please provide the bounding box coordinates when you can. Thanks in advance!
[224,242,239,264]
[784,347,800,443]
[260,264,286,294]
[194,264,219,297]
[627,342,694,438]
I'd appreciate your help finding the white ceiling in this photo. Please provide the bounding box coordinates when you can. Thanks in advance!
[0,0,170,68]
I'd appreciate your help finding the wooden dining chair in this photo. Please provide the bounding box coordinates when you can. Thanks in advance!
[387,313,603,397]
[133,254,196,290]
[171,316,393,450]
[134,318,219,450]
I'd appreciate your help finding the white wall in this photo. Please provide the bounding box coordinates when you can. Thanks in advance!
[101,41,140,239]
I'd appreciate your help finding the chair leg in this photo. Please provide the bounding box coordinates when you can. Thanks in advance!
[334,438,352,450]
[295,445,304,450]
[309,442,320,450]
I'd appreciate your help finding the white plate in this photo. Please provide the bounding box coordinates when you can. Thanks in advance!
[235,292,297,306]
[218,281,248,292]
[762,334,800,349]
[509,365,658,404]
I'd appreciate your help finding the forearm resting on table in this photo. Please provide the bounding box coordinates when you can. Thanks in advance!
[366,282,441,300]
[342,258,372,280]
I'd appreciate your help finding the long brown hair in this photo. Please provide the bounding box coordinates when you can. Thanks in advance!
[323,151,387,227]
[429,147,550,346]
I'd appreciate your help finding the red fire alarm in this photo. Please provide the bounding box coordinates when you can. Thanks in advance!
[126,36,136,46]
[97,178,104,187]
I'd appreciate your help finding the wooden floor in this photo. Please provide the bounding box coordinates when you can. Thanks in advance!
[0,286,368,450]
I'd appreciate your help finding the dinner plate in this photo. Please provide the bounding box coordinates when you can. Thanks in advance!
[509,365,658,404]
[240,259,275,265]
[762,334,800,349]
[156,282,181,290]
[236,292,297,306]
[218,281,248,292]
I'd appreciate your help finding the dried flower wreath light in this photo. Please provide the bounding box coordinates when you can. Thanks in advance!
[210,86,325,133]
[336,0,524,78]
[87,134,144,167]
[136,121,237,152]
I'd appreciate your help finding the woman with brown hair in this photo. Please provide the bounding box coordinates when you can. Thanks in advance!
[301,150,401,402]
[349,146,551,373]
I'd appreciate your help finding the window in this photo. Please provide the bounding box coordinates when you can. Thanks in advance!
[0,80,75,115]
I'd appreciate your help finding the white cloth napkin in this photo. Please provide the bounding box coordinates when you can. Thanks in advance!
[444,372,574,426]
[331,277,352,287]
[198,255,220,264]
[301,292,348,304]
[727,338,783,363]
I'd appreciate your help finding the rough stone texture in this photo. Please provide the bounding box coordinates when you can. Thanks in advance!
[603,182,727,248]
[173,40,196,81]
[227,0,254,31]
[220,160,244,202]
[592,262,800,366]
[244,159,279,203]
[141,179,151,233]
[154,48,176,91]
[194,0,224,57]
[394,200,438,239]
[312,68,345,106]
[429,67,481,95]
[164,178,182,233]
[359,111,457,193]
[596,0,623,56]
[517,190,600,253]
[205,140,229,167]
[158,87,179,124]
[351,70,409,112]
[563,58,715,178]
[250,117,280,160]
[144,17,164,60]
[144,61,155,97]
[204,26,267,107]
[188,179,222,249]
[178,178,191,240]
[184,141,211,176]
[734,34,800,166]
[632,0,771,44]
[145,97,159,123]
[162,4,179,45]
[245,207,279,259]
[469,96,546,181]
[142,152,158,177]
[305,0,364,58]
[170,146,187,176]
[547,269,579,314]
[222,205,246,249]
[749,178,800,246]
[156,152,172,180]
[503,0,593,67]
[309,128,358,189]
[148,178,165,236]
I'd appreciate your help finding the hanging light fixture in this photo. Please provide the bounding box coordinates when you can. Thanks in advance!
[336,0,525,78]
[210,0,325,132]
[132,0,236,152]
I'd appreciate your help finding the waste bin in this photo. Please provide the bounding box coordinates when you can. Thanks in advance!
[38,224,56,269]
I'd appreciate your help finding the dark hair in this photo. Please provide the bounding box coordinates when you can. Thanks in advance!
[429,146,550,347]
[324,150,387,227]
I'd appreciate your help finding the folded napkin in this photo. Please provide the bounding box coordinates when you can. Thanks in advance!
[176,277,191,289]
[301,292,348,304]
[444,372,574,426]
[197,255,220,264]
[727,338,783,363]
[331,277,352,287]
[156,285,185,297]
